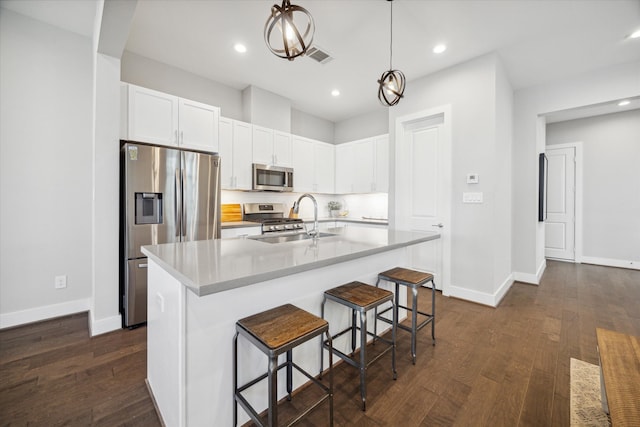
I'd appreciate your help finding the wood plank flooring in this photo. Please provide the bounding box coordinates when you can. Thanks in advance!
[1,261,638,426]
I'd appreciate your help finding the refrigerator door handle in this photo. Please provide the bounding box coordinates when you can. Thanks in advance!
[175,168,181,237]
[182,168,187,238]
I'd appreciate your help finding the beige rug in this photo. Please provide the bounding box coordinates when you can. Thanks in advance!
[570,358,610,426]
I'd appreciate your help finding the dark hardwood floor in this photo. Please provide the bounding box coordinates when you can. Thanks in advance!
[1,261,638,426]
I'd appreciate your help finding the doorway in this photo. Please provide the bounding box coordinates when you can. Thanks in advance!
[394,106,452,293]
[544,142,583,261]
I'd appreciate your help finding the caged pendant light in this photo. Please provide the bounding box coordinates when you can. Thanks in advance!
[377,0,405,106]
[264,0,315,61]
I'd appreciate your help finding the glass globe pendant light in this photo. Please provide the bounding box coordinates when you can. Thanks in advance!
[377,0,405,106]
[264,0,315,61]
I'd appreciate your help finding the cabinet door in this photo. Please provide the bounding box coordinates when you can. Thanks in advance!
[273,131,292,166]
[252,125,273,165]
[292,136,315,192]
[335,143,354,194]
[233,121,253,190]
[352,139,375,193]
[178,98,219,152]
[314,142,335,194]
[374,135,389,193]
[120,83,128,140]
[128,85,178,147]
[218,117,234,189]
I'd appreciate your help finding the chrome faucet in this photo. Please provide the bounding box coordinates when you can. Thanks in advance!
[293,193,319,237]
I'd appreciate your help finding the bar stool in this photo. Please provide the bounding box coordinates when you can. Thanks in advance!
[320,281,396,411]
[233,304,333,426]
[375,267,436,364]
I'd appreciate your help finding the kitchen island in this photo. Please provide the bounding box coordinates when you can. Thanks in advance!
[142,226,439,426]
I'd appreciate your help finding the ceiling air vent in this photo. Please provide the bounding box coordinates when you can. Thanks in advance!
[306,46,333,64]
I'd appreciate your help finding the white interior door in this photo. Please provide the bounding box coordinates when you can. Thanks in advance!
[395,109,451,292]
[545,146,576,260]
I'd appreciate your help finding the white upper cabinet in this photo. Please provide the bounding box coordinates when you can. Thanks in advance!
[219,117,252,190]
[128,85,178,147]
[273,131,292,166]
[374,135,389,193]
[178,98,220,152]
[335,143,354,194]
[252,125,273,165]
[292,136,334,193]
[252,125,292,166]
[315,142,335,194]
[335,134,389,194]
[127,84,219,152]
[292,136,315,192]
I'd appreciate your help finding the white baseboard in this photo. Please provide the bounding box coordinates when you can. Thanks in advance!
[447,286,494,307]
[89,313,122,336]
[513,259,547,285]
[494,273,514,306]
[581,256,640,271]
[0,298,90,329]
[448,273,515,308]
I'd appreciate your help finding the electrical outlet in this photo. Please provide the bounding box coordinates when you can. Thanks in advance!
[54,275,67,289]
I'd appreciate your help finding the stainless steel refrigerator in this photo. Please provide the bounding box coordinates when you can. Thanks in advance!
[120,141,221,327]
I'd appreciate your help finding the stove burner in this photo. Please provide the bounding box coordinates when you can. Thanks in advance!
[242,203,305,234]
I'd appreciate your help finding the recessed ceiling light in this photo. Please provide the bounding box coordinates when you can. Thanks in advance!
[618,100,631,106]
[433,44,447,54]
[630,29,640,39]
[331,89,340,97]
[234,43,247,53]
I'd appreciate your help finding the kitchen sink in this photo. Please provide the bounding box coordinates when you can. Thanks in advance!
[248,232,336,244]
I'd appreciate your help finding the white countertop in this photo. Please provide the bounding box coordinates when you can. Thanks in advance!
[142,227,439,297]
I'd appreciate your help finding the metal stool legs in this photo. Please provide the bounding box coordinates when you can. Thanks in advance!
[320,282,396,411]
[234,304,333,426]
[375,272,436,365]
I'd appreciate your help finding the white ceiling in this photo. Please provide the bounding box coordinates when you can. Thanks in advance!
[3,0,640,123]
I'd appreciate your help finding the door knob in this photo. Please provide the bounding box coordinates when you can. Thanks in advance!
[432,223,444,228]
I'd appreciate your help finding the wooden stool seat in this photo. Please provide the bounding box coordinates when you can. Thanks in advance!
[234,304,333,426]
[376,267,436,364]
[238,304,328,351]
[378,267,434,286]
[324,281,394,309]
[321,281,396,411]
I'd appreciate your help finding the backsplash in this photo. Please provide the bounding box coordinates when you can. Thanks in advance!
[221,191,388,221]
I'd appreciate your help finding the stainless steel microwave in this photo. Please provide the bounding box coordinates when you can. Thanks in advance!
[252,163,294,192]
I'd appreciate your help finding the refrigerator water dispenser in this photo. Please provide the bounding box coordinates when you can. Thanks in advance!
[135,192,163,224]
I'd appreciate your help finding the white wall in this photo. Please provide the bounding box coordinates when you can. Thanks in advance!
[121,51,244,121]
[291,108,334,143]
[0,9,93,326]
[512,60,640,281]
[334,109,389,144]
[389,53,513,304]
[242,85,291,132]
[546,109,640,266]
[492,57,513,297]
[122,51,338,143]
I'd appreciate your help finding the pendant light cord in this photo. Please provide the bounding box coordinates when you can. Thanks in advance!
[389,0,393,70]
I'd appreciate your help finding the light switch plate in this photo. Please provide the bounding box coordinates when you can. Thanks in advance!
[463,192,483,203]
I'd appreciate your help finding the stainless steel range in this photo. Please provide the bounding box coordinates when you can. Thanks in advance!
[243,203,304,234]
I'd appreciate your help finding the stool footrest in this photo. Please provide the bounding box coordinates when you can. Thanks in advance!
[323,327,394,370]
[376,305,434,332]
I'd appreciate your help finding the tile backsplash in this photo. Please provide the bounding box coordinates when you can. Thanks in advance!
[221,191,388,221]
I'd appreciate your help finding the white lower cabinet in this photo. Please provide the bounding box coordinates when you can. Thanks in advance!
[221,226,261,239]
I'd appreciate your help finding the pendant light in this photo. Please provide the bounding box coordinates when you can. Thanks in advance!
[264,0,315,61]
[377,0,405,106]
